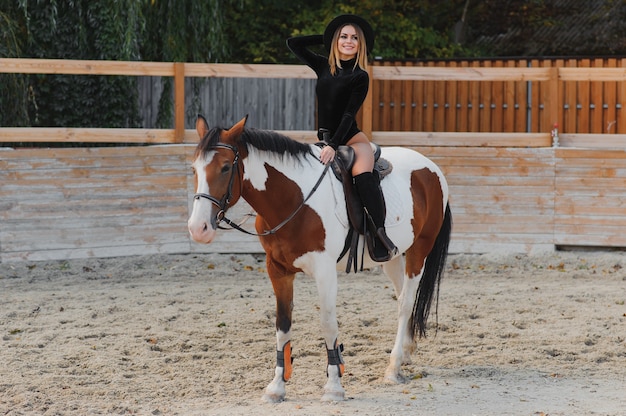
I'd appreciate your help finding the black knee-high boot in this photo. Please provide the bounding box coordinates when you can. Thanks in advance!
[354,172,398,262]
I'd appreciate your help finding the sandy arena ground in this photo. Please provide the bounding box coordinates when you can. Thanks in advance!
[1,250,625,415]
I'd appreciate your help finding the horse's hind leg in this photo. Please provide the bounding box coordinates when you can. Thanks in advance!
[261,269,295,403]
[384,245,428,384]
[382,255,414,364]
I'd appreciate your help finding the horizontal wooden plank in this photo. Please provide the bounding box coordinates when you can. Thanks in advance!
[372,132,551,147]
[449,240,555,254]
[555,147,626,159]
[554,233,626,247]
[555,166,626,178]
[1,242,192,263]
[554,214,626,226]
[0,128,178,143]
[558,67,626,82]
[373,66,553,81]
[184,63,315,79]
[0,58,175,76]
[555,176,626,188]
[555,204,626,216]
[450,232,556,244]
[558,134,626,149]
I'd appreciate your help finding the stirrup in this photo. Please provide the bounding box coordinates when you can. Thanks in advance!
[366,227,398,262]
[376,228,398,255]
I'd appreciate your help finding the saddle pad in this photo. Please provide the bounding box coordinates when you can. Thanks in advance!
[381,177,403,228]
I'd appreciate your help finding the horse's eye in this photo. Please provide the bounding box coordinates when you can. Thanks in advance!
[221,164,231,174]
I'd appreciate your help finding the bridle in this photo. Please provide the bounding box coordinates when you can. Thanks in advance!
[193,141,329,236]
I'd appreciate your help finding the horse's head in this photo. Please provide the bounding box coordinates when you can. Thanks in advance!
[187,115,247,244]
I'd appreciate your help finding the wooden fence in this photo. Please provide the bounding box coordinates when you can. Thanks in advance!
[2,58,626,262]
[371,57,626,135]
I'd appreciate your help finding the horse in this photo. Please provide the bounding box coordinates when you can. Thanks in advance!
[187,115,452,403]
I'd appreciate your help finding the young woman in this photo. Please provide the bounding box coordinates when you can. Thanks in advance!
[287,14,398,262]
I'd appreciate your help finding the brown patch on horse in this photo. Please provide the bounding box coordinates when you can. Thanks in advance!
[405,168,445,277]
[245,164,326,276]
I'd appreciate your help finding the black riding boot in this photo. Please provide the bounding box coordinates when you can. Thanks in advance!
[354,172,398,262]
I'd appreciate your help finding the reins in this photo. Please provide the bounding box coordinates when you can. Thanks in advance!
[193,142,330,237]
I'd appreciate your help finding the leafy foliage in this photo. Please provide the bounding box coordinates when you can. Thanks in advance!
[0,7,29,126]
[22,0,143,128]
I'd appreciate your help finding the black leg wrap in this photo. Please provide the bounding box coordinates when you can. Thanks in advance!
[326,342,345,377]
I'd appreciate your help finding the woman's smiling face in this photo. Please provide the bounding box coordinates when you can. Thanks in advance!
[337,25,359,60]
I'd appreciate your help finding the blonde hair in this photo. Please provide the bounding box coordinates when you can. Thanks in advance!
[328,24,368,76]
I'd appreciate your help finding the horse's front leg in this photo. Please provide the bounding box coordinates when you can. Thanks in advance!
[315,269,346,402]
[261,270,295,403]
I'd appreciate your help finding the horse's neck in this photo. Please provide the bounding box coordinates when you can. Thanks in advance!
[241,150,325,217]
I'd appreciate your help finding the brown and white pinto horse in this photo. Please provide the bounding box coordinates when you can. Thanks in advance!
[188,115,452,403]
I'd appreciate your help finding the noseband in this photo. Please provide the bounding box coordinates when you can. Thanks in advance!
[193,142,240,229]
[193,141,330,236]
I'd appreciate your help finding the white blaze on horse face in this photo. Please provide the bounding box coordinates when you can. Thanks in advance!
[188,152,218,244]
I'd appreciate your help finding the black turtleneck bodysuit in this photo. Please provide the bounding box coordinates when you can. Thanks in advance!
[287,35,369,149]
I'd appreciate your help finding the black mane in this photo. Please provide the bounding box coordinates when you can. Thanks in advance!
[241,128,314,162]
[196,126,315,163]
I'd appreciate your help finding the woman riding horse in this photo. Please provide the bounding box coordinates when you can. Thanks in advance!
[287,14,398,262]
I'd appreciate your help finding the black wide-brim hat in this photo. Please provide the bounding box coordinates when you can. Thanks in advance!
[323,14,375,53]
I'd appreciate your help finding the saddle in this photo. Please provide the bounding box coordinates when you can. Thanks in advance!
[330,143,393,273]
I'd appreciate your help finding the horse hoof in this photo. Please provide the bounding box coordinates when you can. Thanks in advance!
[384,370,409,384]
[321,390,345,402]
[261,392,285,404]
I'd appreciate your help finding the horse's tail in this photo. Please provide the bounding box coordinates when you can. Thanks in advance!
[410,203,452,340]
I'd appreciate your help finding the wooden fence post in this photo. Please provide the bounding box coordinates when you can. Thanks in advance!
[174,62,185,143]
[546,66,559,134]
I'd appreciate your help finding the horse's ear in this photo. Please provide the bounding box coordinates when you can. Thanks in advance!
[196,114,209,139]
[227,115,248,138]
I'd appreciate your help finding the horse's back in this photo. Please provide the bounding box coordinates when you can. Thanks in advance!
[379,146,448,194]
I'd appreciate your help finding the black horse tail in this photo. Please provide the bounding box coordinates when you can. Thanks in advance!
[410,203,452,340]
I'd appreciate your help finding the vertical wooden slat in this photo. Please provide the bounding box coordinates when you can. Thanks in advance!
[529,59,540,133]
[381,61,392,132]
[515,59,528,132]
[457,60,469,132]
[491,60,504,132]
[590,58,604,133]
[480,60,492,132]
[563,59,577,134]
[545,64,559,135]
[401,61,413,131]
[412,61,424,131]
[503,60,516,132]
[468,60,481,132]
[604,58,617,134]
[174,62,185,142]
[617,58,626,134]
[577,58,590,133]
[423,61,435,131]
[446,61,458,132]
[434,61,447,131]
[391,60,402,131]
